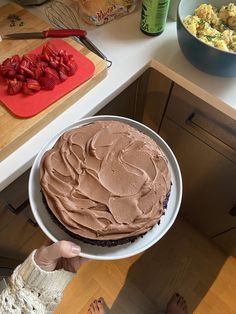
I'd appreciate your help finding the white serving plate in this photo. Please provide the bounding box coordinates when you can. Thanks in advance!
[29,115,182,260]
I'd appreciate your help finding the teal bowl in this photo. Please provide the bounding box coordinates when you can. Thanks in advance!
[177,0,236,77]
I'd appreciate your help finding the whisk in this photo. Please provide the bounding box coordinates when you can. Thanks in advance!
[45,1,112,67]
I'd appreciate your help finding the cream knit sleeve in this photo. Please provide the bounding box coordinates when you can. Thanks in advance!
[0,250,75,314]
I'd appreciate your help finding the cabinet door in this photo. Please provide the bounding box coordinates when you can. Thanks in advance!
[0,198,16,233]
[0,170,46,260]
[0,170,30,232]
[142,68,172,132]
[159,117,236,239]
[96,79,137,119]
[96,72,149,121]
[213,228,236,256]
[0,204,40,260]
[165,84,236,163]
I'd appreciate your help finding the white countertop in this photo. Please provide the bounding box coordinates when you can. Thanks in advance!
[1,0,236,191]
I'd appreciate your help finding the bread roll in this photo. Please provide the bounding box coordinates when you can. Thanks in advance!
[76,0,137,25]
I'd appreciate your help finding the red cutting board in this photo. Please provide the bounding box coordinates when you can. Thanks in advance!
[0,39,95,118]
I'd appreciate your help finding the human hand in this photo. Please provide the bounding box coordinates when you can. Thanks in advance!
[34,240,88,273]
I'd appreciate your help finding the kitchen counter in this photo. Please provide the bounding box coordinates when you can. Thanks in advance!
[1,0,236,191]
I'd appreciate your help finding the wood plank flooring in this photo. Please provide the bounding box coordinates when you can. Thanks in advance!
[55,218,236,314]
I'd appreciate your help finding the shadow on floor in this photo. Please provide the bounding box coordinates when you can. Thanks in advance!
[109,218,227,314]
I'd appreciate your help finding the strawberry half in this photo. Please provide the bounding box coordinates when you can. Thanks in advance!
[22,79,41,95]
[39,76,56,90]
[7,79,23,95]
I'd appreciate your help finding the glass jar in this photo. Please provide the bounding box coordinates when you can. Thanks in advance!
[75,0,138,26]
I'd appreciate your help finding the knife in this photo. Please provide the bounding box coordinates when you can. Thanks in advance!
[2,29,87,39]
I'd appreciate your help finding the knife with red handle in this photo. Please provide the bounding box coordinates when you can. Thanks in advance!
[2,29,87,39]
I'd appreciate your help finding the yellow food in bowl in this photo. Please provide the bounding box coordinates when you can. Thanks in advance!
[183,3,236,52]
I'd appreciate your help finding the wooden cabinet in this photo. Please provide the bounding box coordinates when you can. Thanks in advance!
[99,68,236,256]
[0,171,29,233]
[212,228,236,256]
[158,83,236,255]
[1,68,236,258]
[159,118,236,236]
[96,71,149,122]
[141,68,173,132]
[0,170,46,261]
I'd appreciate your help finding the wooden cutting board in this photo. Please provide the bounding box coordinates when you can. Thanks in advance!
[0,3,107,161]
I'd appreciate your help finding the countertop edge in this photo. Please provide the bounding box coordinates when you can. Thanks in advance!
[150,59,236,121]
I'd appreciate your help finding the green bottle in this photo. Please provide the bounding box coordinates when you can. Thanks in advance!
[140,0,170,36]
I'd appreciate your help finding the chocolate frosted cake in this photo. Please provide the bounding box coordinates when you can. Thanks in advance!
[40,120,171,246]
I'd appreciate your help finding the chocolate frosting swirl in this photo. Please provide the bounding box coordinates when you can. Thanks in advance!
[40,120,171,240]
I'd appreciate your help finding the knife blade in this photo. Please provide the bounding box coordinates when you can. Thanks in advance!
[2,29,87,39]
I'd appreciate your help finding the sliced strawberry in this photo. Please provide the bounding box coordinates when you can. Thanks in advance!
[59,50,69,64]
[67,60,78,76]
[39,76,56,90]
[10,55,21,66]
[26,78,41,91]
[7,68,16,79]
[48,60,59,70]
[22,79,41,95]
[58,69,68,82]
[0,65,16,78]
[22,53,38,65]
[38,60,48,70]
[22,83,34,95]
[59,61,71,73]
[15,74,26,82]
[18,61,35,78]
[42,42,58,59]
[7,79,23,95]
[40,53,50,62]
[44,67,60,84]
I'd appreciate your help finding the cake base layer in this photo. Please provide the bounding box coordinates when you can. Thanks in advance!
[42,190,171,247]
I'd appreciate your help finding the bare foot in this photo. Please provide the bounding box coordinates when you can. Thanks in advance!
[165,293,188,314]
[87,298,107,314]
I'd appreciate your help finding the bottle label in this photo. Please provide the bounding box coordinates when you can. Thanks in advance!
[141,0,170,34]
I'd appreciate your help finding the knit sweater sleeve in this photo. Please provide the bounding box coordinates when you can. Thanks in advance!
[0,250,75,314]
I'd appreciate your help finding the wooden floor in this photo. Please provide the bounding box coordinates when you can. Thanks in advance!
[55,218,236,314]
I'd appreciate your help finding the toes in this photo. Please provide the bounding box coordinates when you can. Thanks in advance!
[184,305,188,314]
[166,293,188,314]
[88,300,98,314]
[169,292,179,304]
[93,300,99,311]
[176,294,188,314]
[88,298,107,314]
[98,297,105,306]
[177,295,187,309]
[97,297,107,313]
[179,297,186,307]
[177,296,184,305]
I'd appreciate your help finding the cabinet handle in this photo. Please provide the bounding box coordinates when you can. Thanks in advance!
[229,206,236,217]
[27,218,38,228]
[186,113,236,152]
[6,199,30,215]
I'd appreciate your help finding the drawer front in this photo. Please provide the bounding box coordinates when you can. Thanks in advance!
[0,170,30,210]
[159,117,236,237]
[0,198,15,232]
[165,84,236,163]
[96,79,138,119]
[142,68,173,132]
[212,228,236,256]
[0,170,46,260]
[0,170,30,232]
[0,207,36,259]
